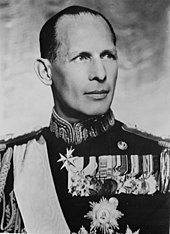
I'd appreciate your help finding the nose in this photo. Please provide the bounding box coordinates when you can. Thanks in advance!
[89,58,106,82]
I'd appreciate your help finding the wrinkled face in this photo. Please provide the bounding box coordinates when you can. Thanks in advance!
[51,14,118,122]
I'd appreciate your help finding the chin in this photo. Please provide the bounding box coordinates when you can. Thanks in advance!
[84,105,110,117]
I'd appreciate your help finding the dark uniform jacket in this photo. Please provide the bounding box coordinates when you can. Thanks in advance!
[0,109,169,234]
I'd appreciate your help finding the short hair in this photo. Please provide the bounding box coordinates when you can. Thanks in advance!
[39,5,117,62]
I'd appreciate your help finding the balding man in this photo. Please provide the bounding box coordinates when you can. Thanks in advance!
[0,5,169,234]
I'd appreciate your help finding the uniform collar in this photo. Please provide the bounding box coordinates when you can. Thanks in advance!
[49,108,115,145]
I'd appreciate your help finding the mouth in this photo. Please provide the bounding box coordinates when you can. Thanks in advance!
[84,90,109,100]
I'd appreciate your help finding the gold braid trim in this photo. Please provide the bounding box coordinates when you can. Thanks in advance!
[0,148,25,233]
[0,191,25,233]
[160,148,170,193]
[0,148,13,203]
[1,192,16,231]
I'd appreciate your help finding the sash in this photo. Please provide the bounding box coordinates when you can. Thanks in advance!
[13,136,70,234]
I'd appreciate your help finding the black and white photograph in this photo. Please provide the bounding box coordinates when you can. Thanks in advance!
[0,1,170,233]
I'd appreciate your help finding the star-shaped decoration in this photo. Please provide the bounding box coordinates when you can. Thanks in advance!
[57,147,77,171]
[85,197,123,234]
[125,225,140,234]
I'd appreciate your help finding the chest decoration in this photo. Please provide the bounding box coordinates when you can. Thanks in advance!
[74,224,139,234]
[57,147,166,197]
[72,197,139,234]
[57,147,77,170]
[117,141,128,151]
[85,197,123,234]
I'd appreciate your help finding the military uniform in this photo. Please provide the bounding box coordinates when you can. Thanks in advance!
[0,108,169,234]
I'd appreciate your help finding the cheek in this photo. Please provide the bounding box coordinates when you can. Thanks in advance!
[52,63,89,97]
[53,73,79,98]
[107,65,118,84]
[63,66,89,91]
[52,66,69,90]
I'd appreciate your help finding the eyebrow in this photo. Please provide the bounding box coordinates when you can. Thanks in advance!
[100,49,117,55]
[69,51,90,61]
[69,48,117,57]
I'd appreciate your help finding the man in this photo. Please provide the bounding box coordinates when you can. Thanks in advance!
[0,5,169,234]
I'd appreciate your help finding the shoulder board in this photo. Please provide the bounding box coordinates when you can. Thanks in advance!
[158,140,170,148]
[122,123,170,147]
[0,127,46,149]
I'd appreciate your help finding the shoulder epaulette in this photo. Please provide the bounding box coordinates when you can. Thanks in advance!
[158,140,170,148]
[122,123,170,148]
[0,127,46,149]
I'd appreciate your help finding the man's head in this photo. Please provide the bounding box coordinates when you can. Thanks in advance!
[39,5,116,62]
[34,5,118,122]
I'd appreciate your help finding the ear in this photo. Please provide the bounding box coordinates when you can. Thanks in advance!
[34,58,52,86]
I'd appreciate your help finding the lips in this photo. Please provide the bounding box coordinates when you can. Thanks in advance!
[85,90,109,99]
[86,90,109,94]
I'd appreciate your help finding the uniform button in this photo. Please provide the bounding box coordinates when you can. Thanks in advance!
[117,141,128,150]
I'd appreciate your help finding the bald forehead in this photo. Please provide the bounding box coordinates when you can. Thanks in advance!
[55,13,112,45]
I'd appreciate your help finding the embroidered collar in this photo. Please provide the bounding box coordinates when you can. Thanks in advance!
[49,108,115,145]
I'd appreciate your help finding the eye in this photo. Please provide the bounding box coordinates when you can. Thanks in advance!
[101,51,117,61]
[72,52,91,63]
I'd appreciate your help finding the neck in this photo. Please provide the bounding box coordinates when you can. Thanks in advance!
[54,105,96,124]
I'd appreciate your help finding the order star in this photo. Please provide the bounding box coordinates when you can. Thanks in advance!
[57,147,77,170]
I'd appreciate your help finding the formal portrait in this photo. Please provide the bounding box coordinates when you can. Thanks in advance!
[0,1,170,234]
